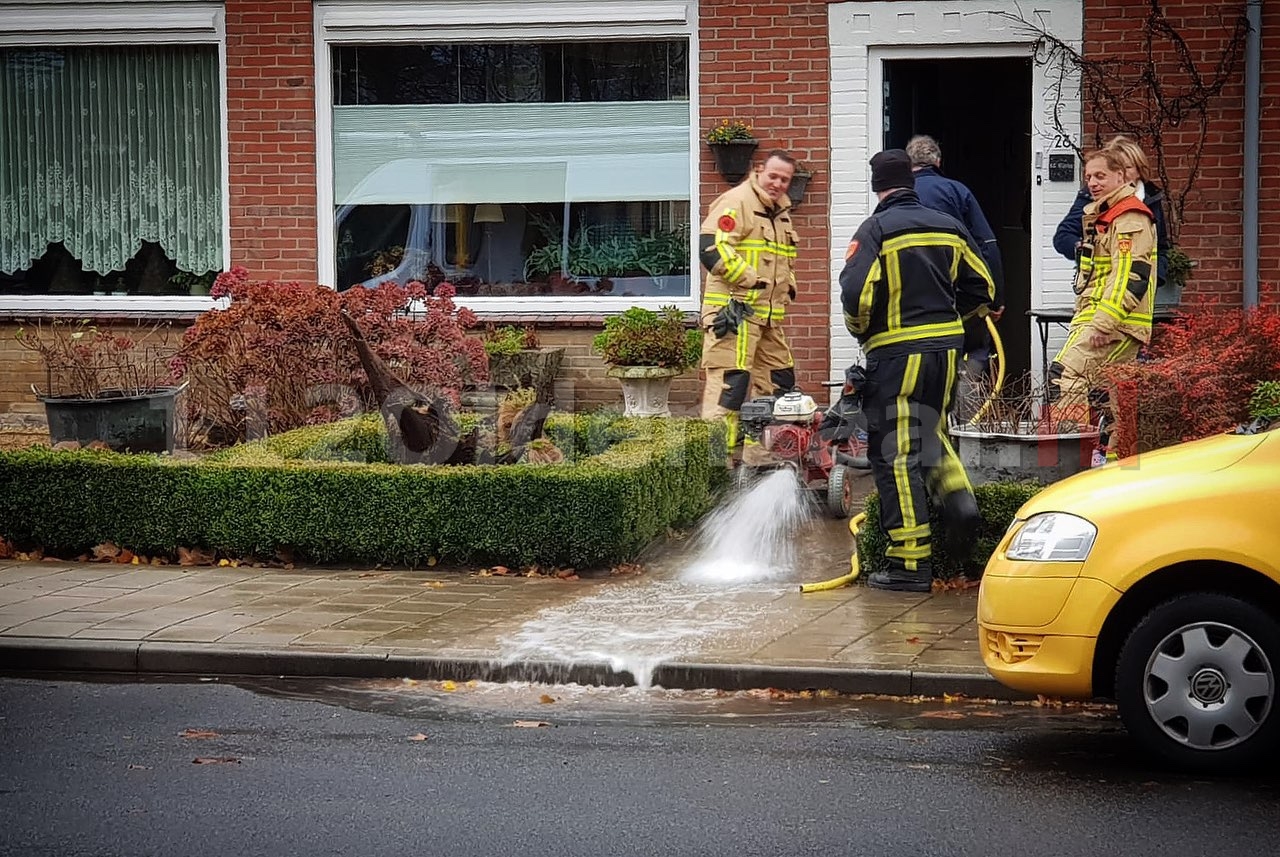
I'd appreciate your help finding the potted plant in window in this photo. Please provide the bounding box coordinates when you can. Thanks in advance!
[592,306,702,417]
[15,318,185,453]
[706,119,758,183]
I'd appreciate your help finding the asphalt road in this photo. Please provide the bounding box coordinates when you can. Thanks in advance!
[1,675,1277,857]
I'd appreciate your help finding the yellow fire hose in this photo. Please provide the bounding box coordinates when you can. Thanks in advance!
[798,317,1005,593]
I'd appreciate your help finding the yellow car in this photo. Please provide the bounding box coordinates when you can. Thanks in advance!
[978,425,1280,772]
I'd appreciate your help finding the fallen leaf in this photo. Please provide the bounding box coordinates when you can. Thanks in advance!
[407,733,428,742]
[192,756,239,765]
[91,541,121,561]
[114,549,136,565]
[539,694,556,704]
[426,556,438,566]
[920,711,966,719]
[421,581,446,589]
[0,537,14,558]
[512,720,552,728]
[490,565,510,576]
[905,636,922,644]
[554,569,578,580]
[358,571,389,579]
[971,710,1005,718]
[609,562,645,577]
[475,568,491,578]
[180,728,220,739]
[465,680,478,688]
[439,680,458,692]
[178,546,215,567]
[400,678,419,686]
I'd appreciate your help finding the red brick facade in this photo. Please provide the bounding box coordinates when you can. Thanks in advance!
[225,0,318,281]
[1081,0,1276,305]
[699,1,833,391]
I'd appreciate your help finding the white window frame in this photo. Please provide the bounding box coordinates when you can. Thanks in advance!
[827,0,1083,384]
[313,0,700,313]
[0,0,230,315]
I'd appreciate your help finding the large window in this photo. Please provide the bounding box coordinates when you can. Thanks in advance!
[0,45,223,297]
[330,39,691,298]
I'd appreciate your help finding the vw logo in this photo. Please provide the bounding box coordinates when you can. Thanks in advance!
[1190,668,1228,704]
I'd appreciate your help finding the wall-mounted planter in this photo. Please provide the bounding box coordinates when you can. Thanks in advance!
[787,168,813,208]
[708,139,758,183]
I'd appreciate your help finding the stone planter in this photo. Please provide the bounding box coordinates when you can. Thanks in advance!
[41,385,185,453]
[606,365,681,417]
[951,424,1100,486]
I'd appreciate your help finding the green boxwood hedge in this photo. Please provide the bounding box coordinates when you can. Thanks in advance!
[0,414,729,570]
[856,481,1044,578]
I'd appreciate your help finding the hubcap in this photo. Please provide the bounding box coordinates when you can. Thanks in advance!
[1143,621,1275,751]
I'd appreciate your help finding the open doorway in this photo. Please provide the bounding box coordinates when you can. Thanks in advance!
[883,57,1033,381]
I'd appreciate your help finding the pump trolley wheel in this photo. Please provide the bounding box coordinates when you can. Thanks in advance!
[826,463,855,519]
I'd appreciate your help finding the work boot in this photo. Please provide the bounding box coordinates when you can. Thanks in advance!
[939,490,982,562]
[866,570,932,593]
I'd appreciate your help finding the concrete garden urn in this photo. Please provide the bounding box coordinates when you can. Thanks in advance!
[606,365,681,417]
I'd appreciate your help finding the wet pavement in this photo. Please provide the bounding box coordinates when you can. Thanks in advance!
[0,469,1006,698]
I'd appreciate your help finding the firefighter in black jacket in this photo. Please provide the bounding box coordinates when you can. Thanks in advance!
[839,149,998,592]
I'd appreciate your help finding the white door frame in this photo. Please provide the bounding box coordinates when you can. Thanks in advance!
[827,0,1083,385]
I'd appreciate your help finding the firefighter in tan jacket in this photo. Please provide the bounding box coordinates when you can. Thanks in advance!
[1049,148,1158,426]
[698,150,799,457]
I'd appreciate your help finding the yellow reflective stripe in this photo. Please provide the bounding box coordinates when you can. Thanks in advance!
[893,353,923,533]
[1108,249,1133,306]
[855,259,881,333]
[949,245,961,283]
[881,232,966,253]
[863,319,965,353]
[886,247,903,331]
[887,542,932,560]
[1107,339,1133,361]
[704,293,731,306]
[735,320,750,369]
[889,523,931,541]
[843,309,862,336]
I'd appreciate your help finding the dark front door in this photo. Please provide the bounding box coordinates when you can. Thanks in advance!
[883,57,1034,383]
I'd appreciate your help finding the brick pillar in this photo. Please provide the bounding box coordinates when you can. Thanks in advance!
[225,0,318,281]
[700,0,833,386]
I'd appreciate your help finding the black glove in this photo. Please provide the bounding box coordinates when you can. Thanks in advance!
[844,364,867,394]
[711,299,755,339]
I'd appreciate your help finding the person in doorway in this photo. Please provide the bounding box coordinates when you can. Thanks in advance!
[905,134,1006,421]
[1053,135,1170,288]
[839,149,996,592]
[1047,147,1158,431]
[698,149,799,465]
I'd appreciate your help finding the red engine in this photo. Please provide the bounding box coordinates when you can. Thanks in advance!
[761,412,837,482]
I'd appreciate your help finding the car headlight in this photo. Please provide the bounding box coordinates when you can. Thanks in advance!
[1005,513,1097,562]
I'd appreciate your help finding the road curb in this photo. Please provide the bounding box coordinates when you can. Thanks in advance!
[0,637,1026,700]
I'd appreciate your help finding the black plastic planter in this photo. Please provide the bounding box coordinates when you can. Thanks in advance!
[42,386,184,453]
[709,139,759,183]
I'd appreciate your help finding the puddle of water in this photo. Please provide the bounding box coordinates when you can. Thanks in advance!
[495,469,822,688]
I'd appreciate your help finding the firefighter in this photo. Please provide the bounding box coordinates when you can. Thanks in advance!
[839,149,997,592]
[1047,148,1158,429]
[698,150,799,464]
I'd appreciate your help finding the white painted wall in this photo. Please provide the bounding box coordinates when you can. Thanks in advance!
[827,0,1083,386]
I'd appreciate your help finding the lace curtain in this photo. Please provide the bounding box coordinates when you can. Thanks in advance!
[0,45,222,275]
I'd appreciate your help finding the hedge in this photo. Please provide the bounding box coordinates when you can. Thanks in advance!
[856,481,1044,579]
[0,414,729,570]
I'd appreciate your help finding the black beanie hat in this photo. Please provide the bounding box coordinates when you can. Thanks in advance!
[870,149,915,192]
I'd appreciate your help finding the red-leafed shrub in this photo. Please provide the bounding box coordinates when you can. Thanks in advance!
[1105,306,1280,456]
[172,267,487,447]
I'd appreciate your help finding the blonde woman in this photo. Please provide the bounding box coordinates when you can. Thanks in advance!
[1048,148,1158,428]
[1053,135,1171,287]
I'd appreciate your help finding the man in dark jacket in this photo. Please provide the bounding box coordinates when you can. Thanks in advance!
[906,135,1004,419]
[839,149,997,592]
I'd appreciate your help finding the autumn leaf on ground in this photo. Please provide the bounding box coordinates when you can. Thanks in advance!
[439,680,458,692]
[407,733,429,742]
[609,562,645,577]
[113,548,136,565]
[490,565,510,576]
[0,537,14,559]
[180,728,220,739]
[539,694,556,704]
[920,711,966,720]
[905,636,922,644]
[421,580,446,589]
[512,720,552,728]
[91,541,121,561]
[554,569,579,580]
[177,546,215,567]
[426,556,437,566]
[971,710,1005,718]
[358,571,390,579]
[401,678,419,686]
[192,756,240,765]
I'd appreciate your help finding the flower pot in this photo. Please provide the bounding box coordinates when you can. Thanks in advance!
[606,365,681,417]
[708,139,759,183]
[41,386,184,454]
[950,424,1100,486]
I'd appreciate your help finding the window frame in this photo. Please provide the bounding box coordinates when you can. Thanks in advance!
[0,1,230,315]
[313,0,700,313]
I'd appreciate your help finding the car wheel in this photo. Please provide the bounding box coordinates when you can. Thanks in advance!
[1115,592,1280,773]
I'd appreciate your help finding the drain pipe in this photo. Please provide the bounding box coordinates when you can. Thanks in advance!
[1243,0,1262,308]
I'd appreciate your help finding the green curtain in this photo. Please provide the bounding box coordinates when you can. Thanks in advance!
[0,45,222,275]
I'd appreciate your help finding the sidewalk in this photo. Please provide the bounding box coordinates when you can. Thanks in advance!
[0,554,1014,699]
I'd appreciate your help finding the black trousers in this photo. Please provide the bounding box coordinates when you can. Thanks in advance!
[862,348,973,577]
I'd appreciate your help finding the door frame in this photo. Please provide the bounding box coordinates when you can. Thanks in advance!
[827,0,1084,385]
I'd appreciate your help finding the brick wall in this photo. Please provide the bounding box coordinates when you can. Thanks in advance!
[225,1,318,281]
[1082,0,1275,307]
[700,0,832,390]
